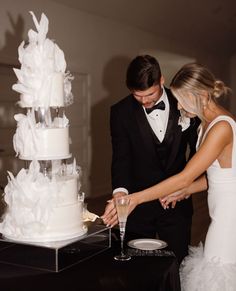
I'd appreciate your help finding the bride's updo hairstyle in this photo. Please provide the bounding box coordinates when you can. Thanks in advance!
[170,63,231,120]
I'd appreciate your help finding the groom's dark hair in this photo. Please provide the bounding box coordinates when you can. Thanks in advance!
[126,55,162,91]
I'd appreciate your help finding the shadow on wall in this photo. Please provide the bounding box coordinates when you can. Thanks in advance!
[0,13,24,63]
[89,55,131,198]
[0,13,25,191]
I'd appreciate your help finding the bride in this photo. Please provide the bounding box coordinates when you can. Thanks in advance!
[102,62,236,290]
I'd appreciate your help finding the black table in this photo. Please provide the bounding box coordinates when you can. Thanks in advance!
[0,229,181,291]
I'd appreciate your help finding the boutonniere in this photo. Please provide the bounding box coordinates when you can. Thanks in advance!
[178,115,190,131]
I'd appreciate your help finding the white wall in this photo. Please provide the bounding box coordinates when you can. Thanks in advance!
[0,0,232,198]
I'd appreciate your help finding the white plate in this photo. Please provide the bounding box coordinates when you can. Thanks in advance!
[127,238,168,250]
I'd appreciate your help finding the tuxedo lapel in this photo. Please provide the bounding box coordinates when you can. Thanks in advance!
[133,99,157,159]
[164,94,182,171]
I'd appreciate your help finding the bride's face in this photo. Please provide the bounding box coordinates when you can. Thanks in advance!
[175,88,206,118]
[177,101,197,118]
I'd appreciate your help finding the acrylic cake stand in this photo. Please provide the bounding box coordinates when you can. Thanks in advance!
[0,222,111,272]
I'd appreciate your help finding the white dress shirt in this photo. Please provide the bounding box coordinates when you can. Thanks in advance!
[143,87,169,142]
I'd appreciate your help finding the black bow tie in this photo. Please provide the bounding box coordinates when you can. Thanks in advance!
[145,101,165,114]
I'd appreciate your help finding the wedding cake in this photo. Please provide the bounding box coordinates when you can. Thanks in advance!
[0,12,88,242]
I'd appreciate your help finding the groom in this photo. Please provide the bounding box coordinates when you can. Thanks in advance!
[103,55,200,263]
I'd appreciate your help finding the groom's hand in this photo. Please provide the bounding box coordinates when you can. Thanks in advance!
[160,188,190,209]
[101,192,126,227]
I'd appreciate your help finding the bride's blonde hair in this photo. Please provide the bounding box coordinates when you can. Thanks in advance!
[170,63,231,121]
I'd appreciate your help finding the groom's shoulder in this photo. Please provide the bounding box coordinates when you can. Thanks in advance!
[111,94,134,111]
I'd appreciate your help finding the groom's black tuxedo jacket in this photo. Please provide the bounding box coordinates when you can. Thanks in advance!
[110,88,200,217]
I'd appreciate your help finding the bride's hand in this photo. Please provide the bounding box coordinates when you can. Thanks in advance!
[160,188,190,209]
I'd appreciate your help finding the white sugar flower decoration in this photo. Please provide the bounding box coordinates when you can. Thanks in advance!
[12,11,73,108]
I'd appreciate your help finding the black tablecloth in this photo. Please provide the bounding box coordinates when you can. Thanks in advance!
[0,230,181,291]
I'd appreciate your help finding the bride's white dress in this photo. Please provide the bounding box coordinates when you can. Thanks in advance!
[180,115,236,291]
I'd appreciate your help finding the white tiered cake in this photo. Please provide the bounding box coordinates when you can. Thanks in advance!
[0,12,87,242]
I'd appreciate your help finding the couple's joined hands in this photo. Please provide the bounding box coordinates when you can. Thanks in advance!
[160,187,190,209]
[101,189,191,227]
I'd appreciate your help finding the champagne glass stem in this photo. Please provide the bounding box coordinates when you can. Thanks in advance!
[120,230,125,257]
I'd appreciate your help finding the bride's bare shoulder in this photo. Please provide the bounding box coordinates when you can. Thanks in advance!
[207,119,233,143]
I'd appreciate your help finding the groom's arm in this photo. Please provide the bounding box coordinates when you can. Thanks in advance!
[110,105,132,191]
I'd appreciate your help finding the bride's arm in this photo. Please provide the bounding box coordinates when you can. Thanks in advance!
[129,121,232,212]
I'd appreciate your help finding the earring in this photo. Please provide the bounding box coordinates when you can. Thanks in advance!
[202,99,209,110]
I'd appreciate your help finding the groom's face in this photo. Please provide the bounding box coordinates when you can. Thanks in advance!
[132,84,163,109]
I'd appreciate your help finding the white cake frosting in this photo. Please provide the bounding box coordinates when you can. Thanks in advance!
[13,111,71,160]
[25,127,71,160]
[17,127,71,160]
[0,12,87,243]
[0,161,87,242]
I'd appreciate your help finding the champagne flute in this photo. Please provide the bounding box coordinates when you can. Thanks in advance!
[114,196,131,261]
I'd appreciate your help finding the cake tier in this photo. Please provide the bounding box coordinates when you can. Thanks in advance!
[4,202,87,242]
[41,201,87,242]
[18,127,71,160]
[19,72,65,108]
[0,170,87,243]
